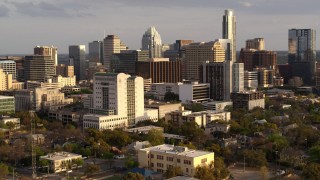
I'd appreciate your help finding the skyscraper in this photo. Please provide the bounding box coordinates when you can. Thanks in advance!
[88,41,103,64]
[103,35,121,71]
[69,45,85,81]
[34,46,58,66]
[142,26,162,58]
[24,55,56,82]
[222,9,236,61]
[288,29,316,84]
[246,38,265,50]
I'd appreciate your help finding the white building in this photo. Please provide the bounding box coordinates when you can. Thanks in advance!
[202,101,232,111]
[0,116,20,129]
[244,71,258,90]
[52,75,76,87]
[232,63,244,92]
[222,9,236,61]
[40,152,82,173]
[83,72,158,130]
[0,69,12,91]
[142,26,162,58]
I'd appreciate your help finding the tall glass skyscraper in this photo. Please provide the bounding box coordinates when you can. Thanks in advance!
[69,45,86,81]
[222,9,236,62]
[141,26,162,58]
[288,29,316,84]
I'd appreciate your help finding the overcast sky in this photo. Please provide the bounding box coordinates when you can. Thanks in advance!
[0,0,319,54]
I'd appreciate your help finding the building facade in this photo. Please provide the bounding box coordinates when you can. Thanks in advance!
[138,144,214,176]
[0,60,16,80]
[222,9,236,61]
[231,91,265,110]
[34,46,58,66]
[238,49,277,72]
[246,38,265,50]
[103,35,121,71]
[0,96,15,114]
[142,26,162,58]
[56,64,74,77]
[0,69,12,91]
[88,40,103,64]
[40,152,82,173]
[24,55,56,82]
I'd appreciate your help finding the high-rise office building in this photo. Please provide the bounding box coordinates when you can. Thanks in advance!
[111,50,149,75]
[0,69,12,91]
[239,49,277,71]
[246,38,265,50]
[142,26,162,58]
[0,60,16,80]
[244,71,258,90]
[288,29,316,84]
[183,41,226,81]
[222,9,236,61]
[34,46,58,66]
[103,35,121,71]
[216,39,233,61]
[69,45,85,81]
[136,58,182,84]
[24,55,56,82]
[56,64,74,77]
[232,63,244,92]
[89,41,103,64]
[0,56,24,82]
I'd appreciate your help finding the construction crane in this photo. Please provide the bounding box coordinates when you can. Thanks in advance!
[29,110,37,179]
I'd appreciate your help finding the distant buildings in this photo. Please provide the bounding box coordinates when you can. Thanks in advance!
[222,9,236,61]
[24,55,56,82]
[246,38,265,50]
[88,40,103,64]
[103,35,121,71]
[69,45,86,81]
[56,64,74,77]
[34,46,58,66]
[239,49,277,72]
[142,26,162,58]
[138,144,214,176]
[0,60,16,80]
[0,96,15,113]
[0,69,12,91]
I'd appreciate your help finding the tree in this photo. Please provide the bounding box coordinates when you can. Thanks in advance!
[6,122,15,131]
[309,145,320,163]
[104,129,132,148]
[0,163,9,179]
[122,172,144,180]
[147,129,164,146]
[243,149,267,168]
[85,164,100,175]
[194,162,215,180]
[165,166,183,179]
[302,163,320,180]
[191,103,204,112]
[164,92,179,102]
[268,133,289,151]
[260,166,269,180]
[125,157,139,169]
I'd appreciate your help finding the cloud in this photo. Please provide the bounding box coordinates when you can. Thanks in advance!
[0,5,10,17]
[240,1,252,7]
[4,0,93,18]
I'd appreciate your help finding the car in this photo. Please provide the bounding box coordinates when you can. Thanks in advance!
[276,170,285,175]
[114,155,125,159]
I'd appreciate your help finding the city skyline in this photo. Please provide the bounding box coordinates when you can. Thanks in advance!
[0,0,319,54]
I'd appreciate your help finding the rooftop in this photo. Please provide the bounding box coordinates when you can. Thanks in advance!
[141,144,213,158]
[41,151,82,161]
[125,126,163,133]
[0,95,14,100]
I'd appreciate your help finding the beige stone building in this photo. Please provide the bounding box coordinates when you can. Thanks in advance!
[138,144,214,177]
[40,152,82,173]
[0,69,12,91]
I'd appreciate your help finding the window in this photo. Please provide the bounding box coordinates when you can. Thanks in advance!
[186,168,189,173]
[157,163,163,167]
[201,158,207,163]
[167,157,173,162]
[157,155,164,160]
[151,163,154,167]
[151,154,154,158]
[184,160,191,165]
[177,159,180,163]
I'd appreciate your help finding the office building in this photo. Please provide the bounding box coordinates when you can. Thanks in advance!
[103,35,122,71]
[0,69,12,91]
[69,45,85,81]
[222,9,236,61]
[34,46,58,66]
[24,55,56,82]
[0,96,15,113]
[136,58,182,84]
[52,75,76,87]
[88,41,103,64]
[254,67,274,88]
[138,144,214,176]
[232,63,244,92]
[56,64,74,77]
[145,102,182,119]
[200,61,232,101]
[40,152,82,173]
[0,56,24,82]
[216,39,233,61]
[14,90,34,112]
[288,29,316,84]
[111,50,149,74]
[142,26,162,58]
[183,41,226,81]
[244,71,258,90]
[238,49,277,71]
[83,72,158,129]
[202,101,233,111]
[246,38,265,50]
[231,91,265,110]
[179,81,210,104]
[0,60,16,80]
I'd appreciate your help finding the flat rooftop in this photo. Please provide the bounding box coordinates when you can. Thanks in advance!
[125,126,163,133]
[0,95,14,100]
[141,144,213,158]
[41,152,82,161]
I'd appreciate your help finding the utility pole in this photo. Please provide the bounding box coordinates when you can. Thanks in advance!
[30,111,37,179]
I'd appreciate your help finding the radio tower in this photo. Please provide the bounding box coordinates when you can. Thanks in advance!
[30,111,37,179]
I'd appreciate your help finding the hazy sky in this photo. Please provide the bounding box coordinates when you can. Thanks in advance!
[0,0,319,54]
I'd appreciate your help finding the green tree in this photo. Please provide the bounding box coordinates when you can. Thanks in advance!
[260,166,269,180]
[268,133,289,151]
[38,159,50,167]
[104,129,132,148]
[194,162,215,180]
[191,103,204,112]
[85,164,100,175]
[302,163,320,180]
[165,166,183,179]
[243,149,267,168]
[6,122,15,131]
[164,92,180,102]
[147,129,164,146]
[309,145,320,163]
[0,163,9,179]
[122,172,144,180]
[125,157,139,169]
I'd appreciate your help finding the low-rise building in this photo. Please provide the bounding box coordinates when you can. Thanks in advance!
[125,126,164,134]
[0,116,20,129]
[202,101,232,111]
[83,114,128,130]
[145,102,182,119]
[231,91,265,110]
[40,152,82,173]
[205,122,230,135]
[61,86,81,93]
[0,95,15,114]
[138,144,214,177]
